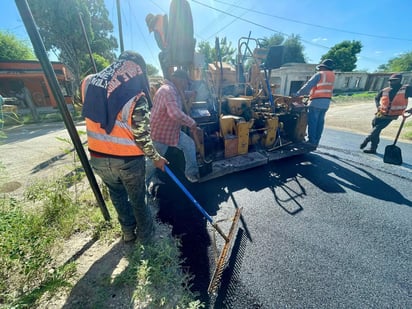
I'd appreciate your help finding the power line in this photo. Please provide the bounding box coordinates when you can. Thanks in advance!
[190,0,330,50]
[210,0,412,42]
[148,0,168,14]
[190,0,390,66]
[204,8,250,42]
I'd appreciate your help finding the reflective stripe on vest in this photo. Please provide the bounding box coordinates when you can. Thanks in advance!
[85,95,145,157]
[379,85,408,116]
[310,71,335,99]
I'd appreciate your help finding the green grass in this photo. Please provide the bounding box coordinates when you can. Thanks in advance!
[121,236,204,308]
[0,191,78,307]
[333,91,376,102]
[0,170,203,308]
[403,121,412,139]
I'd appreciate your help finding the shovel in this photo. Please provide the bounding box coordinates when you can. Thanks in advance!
[383,112,411,165]
[164,166,242,294]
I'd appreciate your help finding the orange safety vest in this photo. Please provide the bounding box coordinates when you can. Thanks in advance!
[379,85,409,116]
[81,76,145,157]
[310,71,335,99]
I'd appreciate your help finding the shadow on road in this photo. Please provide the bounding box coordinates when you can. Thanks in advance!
[286,153,412,207]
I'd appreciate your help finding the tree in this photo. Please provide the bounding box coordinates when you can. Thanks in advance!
[380,51,412,72]
[260,34,284,48]
[322,40,362,72]
[259,33,306,64]
[196,37,236,66]
[146,64,159,76]
[0,31,35,60]
[84,0,117,62]
[283,34,306,64]
[79,53,110,76]
[28,0,117,85]
[376,63,389,72]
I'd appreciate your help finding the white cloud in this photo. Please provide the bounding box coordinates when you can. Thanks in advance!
[394,52,405,57]
[312,37,328,43]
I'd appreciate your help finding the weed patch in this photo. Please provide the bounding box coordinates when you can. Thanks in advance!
[0,171,203,308]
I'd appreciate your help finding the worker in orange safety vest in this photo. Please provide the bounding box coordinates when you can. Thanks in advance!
[360,73,412,154]
[293,59,336,147]
[81,51,168,243]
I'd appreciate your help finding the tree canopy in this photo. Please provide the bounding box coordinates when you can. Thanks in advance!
[146,64,159,77]
[282,34,306,64]
[321,40,362,72]
[0,31,35,60]
[377,51,412,72]
[28,0,117,84]
[196,37,236,66]
[260,33,306,64]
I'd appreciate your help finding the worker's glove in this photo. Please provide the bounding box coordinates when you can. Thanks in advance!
[375,110,382,118]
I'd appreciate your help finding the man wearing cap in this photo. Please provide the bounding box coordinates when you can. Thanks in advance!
[149,69,200,184]
[294,59,336,147]
[360,73,412,154]
[81,50,168,243]
[145,14,168,50]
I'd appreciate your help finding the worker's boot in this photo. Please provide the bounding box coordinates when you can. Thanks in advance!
[122,228,137,243]
[363,145,377,154]
[360,139,369,149]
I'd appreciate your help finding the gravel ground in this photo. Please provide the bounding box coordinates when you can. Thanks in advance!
[325,100,412,143]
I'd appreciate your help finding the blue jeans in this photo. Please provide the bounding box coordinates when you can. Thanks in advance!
[307,106,328,145]
[90,156,153,240]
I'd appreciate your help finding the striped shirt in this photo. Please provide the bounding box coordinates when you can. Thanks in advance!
[150,80,196,146]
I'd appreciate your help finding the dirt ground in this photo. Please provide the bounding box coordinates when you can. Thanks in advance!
[325,100,412,143]
[4,100,412,308]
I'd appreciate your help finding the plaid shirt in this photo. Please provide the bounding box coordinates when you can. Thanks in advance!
[150,80,196,146]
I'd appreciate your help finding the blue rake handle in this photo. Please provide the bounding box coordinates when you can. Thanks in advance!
[164,166,229,241]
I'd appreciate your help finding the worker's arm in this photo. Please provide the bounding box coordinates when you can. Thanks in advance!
[131,94,168,171]
[294,73,321,96]
[405,84,412,98]
[375,90,383,109]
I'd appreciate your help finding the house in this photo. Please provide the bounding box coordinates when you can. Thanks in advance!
[0,60,74,114]
[269,63,412,96]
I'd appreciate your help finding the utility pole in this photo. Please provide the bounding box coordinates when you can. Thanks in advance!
[116,0,124,53]
[15,0,110,221]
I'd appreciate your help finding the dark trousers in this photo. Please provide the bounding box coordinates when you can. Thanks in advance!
[364,116,396,149]
[90,156,153,240]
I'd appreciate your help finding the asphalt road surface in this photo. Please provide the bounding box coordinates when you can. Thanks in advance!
[155,128,412,308]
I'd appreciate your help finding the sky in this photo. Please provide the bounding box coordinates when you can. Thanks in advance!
[2,0,412,73]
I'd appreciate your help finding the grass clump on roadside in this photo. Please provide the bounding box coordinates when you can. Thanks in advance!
[402,121,412,140]
[127,235,204,308]
[0,172,106,307]
[0,170,203,308]
[0,188,78,307]
[333,91,376,103]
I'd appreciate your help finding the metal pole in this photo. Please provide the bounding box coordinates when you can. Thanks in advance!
[116,0,124,53]
[78,12,97,74]
[15,0,110,221]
